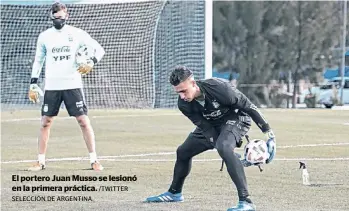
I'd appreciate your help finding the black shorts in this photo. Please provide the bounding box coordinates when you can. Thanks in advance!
[216,117,251,148]
[41,88,88,117]
[180,117,252,155]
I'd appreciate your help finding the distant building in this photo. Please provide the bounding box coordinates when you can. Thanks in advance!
[323,50,349,80]
[324,66,349,79]
[212,68,240,81]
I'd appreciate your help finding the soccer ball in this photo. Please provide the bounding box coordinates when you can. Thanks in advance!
[75,45,95,65]
[244,139,269,164]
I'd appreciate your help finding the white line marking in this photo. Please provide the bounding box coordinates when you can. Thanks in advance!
[1,113,181,122]
[2,158,349,164]
[343,123,349,126]
[82,158,349,162]
[274,158,349,161]
[101,152,176,158]
[1,117,42,122]
[1,142,349,164]
[213,142,349,150]
[278,142,349,148]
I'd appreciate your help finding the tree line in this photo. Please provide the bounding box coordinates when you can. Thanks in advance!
[213,1,349,107]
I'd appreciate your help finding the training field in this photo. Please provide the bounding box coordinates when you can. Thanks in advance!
[1,109,349,211]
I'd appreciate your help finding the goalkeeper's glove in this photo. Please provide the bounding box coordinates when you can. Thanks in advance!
[28,78,44,103]
[77,57,97,75]
[240,131,276,167]
[265,129,276,164]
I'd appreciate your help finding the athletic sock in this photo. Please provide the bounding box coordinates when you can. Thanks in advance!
[239,197,253,204]
[38,154,45,165]
[89,152,97,164]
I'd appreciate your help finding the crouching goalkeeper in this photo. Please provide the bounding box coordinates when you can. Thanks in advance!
[145,66,276,211]
[28,2,105,171]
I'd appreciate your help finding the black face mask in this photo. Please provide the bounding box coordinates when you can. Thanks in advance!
[52,18,66,30]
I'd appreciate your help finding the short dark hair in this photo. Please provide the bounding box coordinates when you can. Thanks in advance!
[51,2,67,14]
[169,66,194,86]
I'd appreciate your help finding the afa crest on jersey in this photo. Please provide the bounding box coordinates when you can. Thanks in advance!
[68,34,73,42]
[212,100,220,108]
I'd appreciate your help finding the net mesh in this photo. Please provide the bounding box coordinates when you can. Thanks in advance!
[154,1,205,108]
[0,1,205,110]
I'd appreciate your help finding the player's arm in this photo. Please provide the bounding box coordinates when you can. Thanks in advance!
[29,33,46,103]
[220,83,270,132]
[220,83,276,163]
[77,30,105,75]
[82,31,105,64]
[178,101,218,143]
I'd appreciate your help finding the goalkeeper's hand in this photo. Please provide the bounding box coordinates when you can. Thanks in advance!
[77,57,97,75]
[77,62,94,75]
[264,129,276,164]
[28,84,44,103]
[240,130,276,167]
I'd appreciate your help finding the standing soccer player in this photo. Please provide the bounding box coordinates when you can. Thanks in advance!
[145,66,276,211]
[28,2,105,171]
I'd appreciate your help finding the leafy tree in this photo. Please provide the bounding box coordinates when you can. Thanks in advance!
[213,1,344,107]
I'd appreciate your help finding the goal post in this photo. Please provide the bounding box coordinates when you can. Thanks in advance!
[0,0,209,110]
[205,0,213,79]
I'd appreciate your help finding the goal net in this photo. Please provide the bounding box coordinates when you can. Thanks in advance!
[0,0,206,110]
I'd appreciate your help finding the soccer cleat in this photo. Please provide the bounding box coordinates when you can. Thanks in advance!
[227,201,256,211]
[28,162,45,171]
[91,161,103,171]
[145,192,184,203]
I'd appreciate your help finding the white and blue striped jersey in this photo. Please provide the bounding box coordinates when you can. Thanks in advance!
[31,25,105,90]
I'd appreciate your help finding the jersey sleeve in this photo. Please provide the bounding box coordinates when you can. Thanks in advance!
[178,99,219,142]
[221,83,271,133]
[31,32,46,78]
[80,30,105,63]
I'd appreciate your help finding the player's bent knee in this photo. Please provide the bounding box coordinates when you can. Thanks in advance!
[76,115,90,128]
[41,116,54,128]
[216,141,234,155]
[176,146,192,161]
